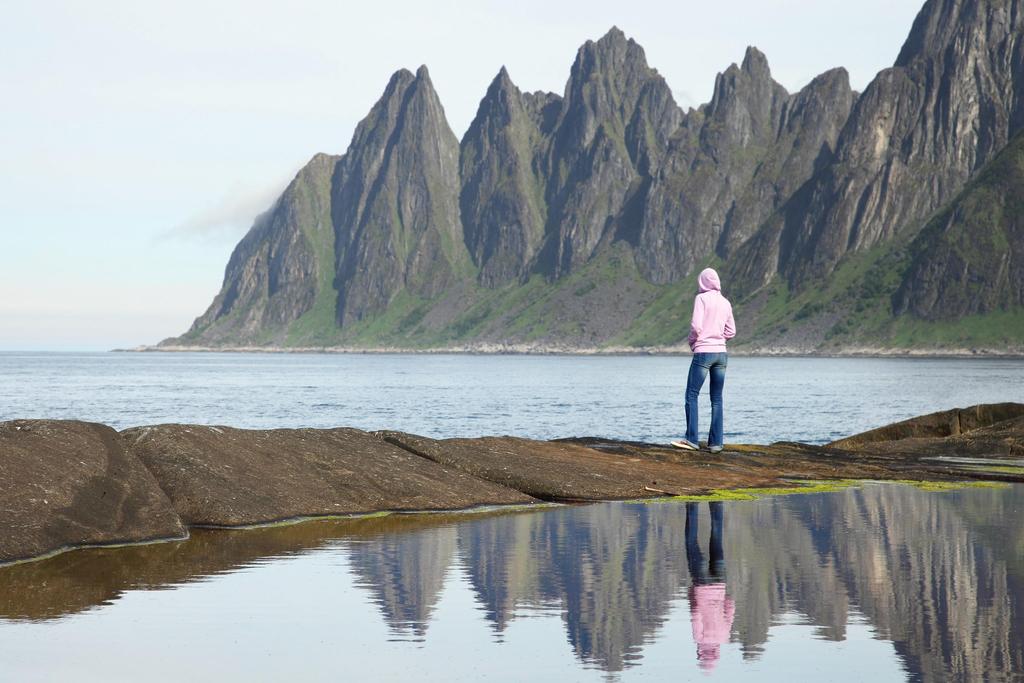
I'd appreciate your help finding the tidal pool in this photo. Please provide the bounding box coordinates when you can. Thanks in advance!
[1,483,1021,681]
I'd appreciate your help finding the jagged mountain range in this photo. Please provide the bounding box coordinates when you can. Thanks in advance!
[165,0,1024,352]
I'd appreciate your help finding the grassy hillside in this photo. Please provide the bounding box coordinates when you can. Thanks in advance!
[180,230,1022,353]
[732,241,1024,353]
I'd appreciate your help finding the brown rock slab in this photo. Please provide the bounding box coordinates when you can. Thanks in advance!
[378,432,781,501]
[828,403,1024,448]
[826,414,1024,463]
[121,425,536,526]
[572,438,897,482]
[577,405,1024,486]
[509,403,1024,493]
[5,402,1022,567]
[0,420,187,565]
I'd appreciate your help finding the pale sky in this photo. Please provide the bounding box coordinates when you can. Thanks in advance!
[0,0,926,350]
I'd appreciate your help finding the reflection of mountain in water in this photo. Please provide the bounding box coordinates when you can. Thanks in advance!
[344,524,458,638]
[550,505,689,671]
[459,505,691,670]
[456,512,561,631]
[0,513,479,623]
[1,486,1021,678]
[455,486,1024,678]
[725,496,853,655]
[788,486,1024,681]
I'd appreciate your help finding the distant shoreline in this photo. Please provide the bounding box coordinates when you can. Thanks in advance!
[116,344,1024,359]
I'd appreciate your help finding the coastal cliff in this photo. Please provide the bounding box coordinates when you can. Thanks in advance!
[164,0,1024,353]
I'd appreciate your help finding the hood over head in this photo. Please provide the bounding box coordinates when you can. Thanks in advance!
[698,267,721,293]
[697,644,721,671]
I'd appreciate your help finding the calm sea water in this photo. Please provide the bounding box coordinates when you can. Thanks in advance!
[1,484,1021,682]
[2,352,1023,443]
[3,353,1023,681]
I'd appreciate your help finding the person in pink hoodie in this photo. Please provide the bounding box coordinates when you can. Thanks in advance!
[672,268,736,453]
[686,501,734,673]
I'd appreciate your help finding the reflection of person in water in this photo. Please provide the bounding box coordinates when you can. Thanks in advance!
[686,502,735,672]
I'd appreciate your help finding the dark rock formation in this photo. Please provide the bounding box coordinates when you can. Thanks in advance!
[121,424,534,526]
[742,0,1024,291]
[0,420,186,564]
[827,403,1024,463]
[331,66,471,325]
[638,50,853,284]
[460,68,556,286]
[166,4,1024,351]
[538,27,683,278]
[829,402,1024,447]
[177,153,340,345]
[894,129,1024,319]
[378,431,780,501]
[4,404,1022,565]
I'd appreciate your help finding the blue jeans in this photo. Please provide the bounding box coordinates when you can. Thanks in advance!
[686,502,725,583]
[685,352,727,447]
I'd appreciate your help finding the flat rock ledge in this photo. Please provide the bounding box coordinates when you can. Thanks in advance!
[0,421,187,565]
[2,403,1022,564]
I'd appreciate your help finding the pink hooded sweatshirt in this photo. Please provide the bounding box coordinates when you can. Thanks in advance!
[689,583,736,672]
[688,268,736,353]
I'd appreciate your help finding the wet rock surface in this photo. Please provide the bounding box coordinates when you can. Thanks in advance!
[0,420,186,565]
[826,404,1024,468]
[3,403,1023,564]
[378,431,780,501]
[572,403,1024,488]
[827,403,1024,448]
[121,424,535,526]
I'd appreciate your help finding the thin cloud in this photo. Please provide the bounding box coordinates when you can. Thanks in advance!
[159,172,294,243]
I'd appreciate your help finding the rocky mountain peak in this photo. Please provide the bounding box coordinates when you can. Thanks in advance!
[706,47,788,147]
[592,26,629,50]
[173,4,1024,353]
[344,68,417,157]
[637,45,853,285]
[740,45,772,78]
[460,64,549,286]
[754,0,1024,291]
[895,0,982,66]
[467,67,533,142]
[327,61,466,324]
[486,66,518,103]
[384,67,416,95]
[405,64,449,122]
[538,27,682,276]
[562,26,657,115]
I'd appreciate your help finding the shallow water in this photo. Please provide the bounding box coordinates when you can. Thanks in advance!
[1,483,1021,681]
[2,352,1023,443]
[3,353,1023,680]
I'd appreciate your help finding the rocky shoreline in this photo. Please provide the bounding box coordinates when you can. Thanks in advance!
[2,403,1023,565]
[125,344,1024,358]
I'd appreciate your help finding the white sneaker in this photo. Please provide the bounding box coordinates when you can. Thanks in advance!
[670,439,699,451]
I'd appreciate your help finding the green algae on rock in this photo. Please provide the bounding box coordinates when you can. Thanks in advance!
[632,479,861,503]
